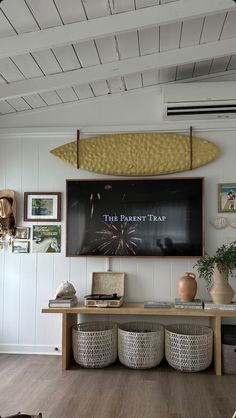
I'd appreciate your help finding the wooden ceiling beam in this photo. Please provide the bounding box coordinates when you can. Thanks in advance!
[0,36,236,101]
[0,0,234,60]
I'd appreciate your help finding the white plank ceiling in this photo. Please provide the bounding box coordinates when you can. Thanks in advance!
[0,0,236,116]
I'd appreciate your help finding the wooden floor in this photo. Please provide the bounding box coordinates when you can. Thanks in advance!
[0,355,236,418]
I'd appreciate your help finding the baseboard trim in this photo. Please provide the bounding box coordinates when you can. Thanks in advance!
[0,344,61,355]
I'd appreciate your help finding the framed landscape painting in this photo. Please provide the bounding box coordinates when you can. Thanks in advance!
[24,192,61,221]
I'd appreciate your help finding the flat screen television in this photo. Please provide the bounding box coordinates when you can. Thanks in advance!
[66,178,204,257]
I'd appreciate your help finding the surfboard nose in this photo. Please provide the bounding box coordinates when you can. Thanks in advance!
[192,138,220,168]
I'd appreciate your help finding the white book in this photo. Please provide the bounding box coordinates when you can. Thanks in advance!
[204,302,236,311]
[144,301,172,308]
[48,296,78,308]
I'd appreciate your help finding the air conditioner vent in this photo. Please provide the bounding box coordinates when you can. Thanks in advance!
[162,82,236,120]
[167,104,236,117]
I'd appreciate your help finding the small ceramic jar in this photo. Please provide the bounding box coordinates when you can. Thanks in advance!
[177,272,197,302]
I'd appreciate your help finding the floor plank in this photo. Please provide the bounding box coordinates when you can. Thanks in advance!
[0,355,235,418]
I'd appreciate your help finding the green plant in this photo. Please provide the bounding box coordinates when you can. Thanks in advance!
[194,241,236,287]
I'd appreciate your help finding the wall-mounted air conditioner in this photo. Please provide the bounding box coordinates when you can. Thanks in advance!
[162,82,236,120]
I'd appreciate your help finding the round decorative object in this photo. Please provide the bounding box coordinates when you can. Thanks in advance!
[177,272,197,302]
[165,323,213,372]
[230,218,236,229]
[118,321,164,369]
[72,322,117,368]
[210,265,234,304]
[210,217,229,229]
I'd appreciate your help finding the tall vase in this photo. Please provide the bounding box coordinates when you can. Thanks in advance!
[210,265,234,304]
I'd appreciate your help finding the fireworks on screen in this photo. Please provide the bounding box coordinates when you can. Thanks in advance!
[92,222,142,255]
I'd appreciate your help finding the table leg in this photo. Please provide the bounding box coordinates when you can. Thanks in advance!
[210,316,222,376]
[62,313,77,370]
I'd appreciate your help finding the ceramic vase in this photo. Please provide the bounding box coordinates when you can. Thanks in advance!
[210,265,234,304]
[177,272,197,302]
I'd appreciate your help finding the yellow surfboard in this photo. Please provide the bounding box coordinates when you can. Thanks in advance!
[50,132,219,176]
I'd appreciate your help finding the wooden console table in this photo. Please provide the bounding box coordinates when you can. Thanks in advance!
[42,302,236,376]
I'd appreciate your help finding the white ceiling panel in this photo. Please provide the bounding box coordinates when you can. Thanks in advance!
[200,13,227,44]
[54,0,86,24]
[0,12,16,37]
[74,41,100,67]
[110,0,134,14]
[52,46,81,71]
[0,75,6,85]
[82,0,110,19]
[0,0,39,33]
[0,0,235,118]
[107,76,125,93]
[227,55,236,70]
[221,10,236,40]
[23,94,47,108]
[56,87,78,102]
[136,0,159,9]
[139,27,159,55]
[193,60,212,77]
[95,37,119,63]
[12,54,43,79]
[180,18,204,48]
[73,84,94,99]
[159,67,176,83]
[40,91,62,106]
[7,97,31,112]
[124,73,142,90]
[32,50,62,75]
[161,0,179,3]
[0,58,24,82]
[26,0,62,29]
[90,80,110,96]
[116,32,139,59]
[142,69,159,86]
[210,56,231,74]
[160,22,182,51]
[176,63,194,80]
[0,101,15,114]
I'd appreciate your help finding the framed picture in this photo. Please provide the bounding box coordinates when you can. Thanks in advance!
[218,183,236,212]
[15,227,30,239]
[12,240,30,253]
[32,225,61,253]
[24,192,61,222]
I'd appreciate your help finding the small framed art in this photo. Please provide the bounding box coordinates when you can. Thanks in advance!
[32,225,61,253]
[12,240,30,253]
[14,226,30,239]
[218,183,236,212]
[24,192,61,222]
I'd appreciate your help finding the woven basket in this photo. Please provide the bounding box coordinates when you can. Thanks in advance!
[222,344,236,374]
[165,323,213,372]
[118,321,164,369]
[72,322,117,368]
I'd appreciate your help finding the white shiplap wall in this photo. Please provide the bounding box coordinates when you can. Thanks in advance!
[0,125,236,354]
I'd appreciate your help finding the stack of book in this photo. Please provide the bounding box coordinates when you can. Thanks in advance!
[204,302,236,311]
[144,301,173,308]
[174,298,203,309]
[48,295,78,308]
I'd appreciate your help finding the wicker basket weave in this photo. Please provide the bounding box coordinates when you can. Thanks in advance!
[165,324,213,372]
[72,322,117,368]
[118,322,164,369]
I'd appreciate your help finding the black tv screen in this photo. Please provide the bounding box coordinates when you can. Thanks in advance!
[66,178,204,257]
